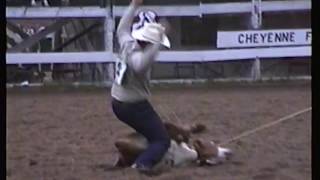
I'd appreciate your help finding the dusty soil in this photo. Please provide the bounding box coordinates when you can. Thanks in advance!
[6,82,311,180]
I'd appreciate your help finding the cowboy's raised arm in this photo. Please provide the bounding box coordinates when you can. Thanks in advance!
[117,0,143,47]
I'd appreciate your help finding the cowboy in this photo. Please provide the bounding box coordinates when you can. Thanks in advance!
[110,0,171,174]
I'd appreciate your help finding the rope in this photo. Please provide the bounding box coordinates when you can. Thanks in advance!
[218,107,312,146]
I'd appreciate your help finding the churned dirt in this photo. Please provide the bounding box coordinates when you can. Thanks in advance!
[6,81,311,180]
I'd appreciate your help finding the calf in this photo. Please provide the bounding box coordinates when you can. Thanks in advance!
[113,122,232,169]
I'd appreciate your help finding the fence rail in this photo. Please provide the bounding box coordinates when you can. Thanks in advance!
[6,46,311,64]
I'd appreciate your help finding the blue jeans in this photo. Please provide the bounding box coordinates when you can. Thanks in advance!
[111,98,170,168]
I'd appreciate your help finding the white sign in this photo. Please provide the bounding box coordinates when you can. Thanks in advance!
[217,29,311,48]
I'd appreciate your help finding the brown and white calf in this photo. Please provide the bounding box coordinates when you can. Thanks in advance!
[113,122,233,169]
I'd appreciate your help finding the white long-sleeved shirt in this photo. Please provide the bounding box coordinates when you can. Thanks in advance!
[111,3,161,103]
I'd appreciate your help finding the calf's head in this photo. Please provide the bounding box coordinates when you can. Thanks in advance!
[193,138,233,166]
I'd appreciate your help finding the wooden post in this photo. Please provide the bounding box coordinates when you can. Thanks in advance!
[105,0,115,82]
[250,0,262,81]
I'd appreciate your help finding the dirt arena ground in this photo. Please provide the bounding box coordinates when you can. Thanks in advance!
[6,81,311,180]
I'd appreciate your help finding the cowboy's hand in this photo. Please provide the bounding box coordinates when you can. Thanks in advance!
[132,0,143,6]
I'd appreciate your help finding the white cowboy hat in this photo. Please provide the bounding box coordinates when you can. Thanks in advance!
[131,22,171,48]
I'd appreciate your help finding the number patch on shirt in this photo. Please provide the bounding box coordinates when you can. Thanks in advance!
[114,58,127,85]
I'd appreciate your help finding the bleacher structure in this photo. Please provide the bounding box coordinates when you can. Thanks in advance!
[6,0,311,85]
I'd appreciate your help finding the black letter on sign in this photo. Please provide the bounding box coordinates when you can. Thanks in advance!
[289,32,295,42]
[253,33,259,44]
[238,34,244,44]
[306,31,311,42]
